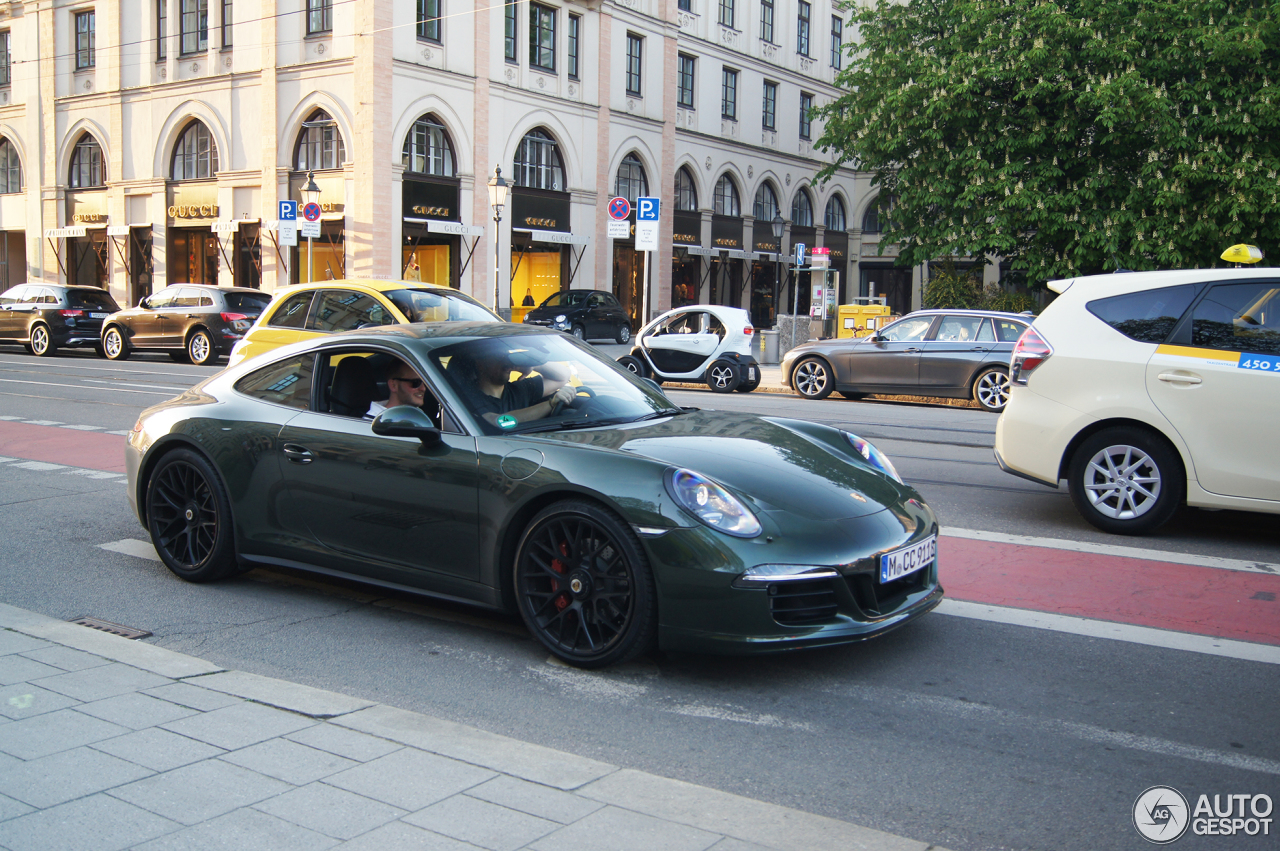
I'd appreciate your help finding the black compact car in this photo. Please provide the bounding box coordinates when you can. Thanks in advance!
[0,284,121,357]
[101,284,272,365]
[522,290,633,343]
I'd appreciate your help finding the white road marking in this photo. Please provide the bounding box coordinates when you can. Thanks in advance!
[63,469,124,480]
[936,599,1280,665]
[0,415,23,421]
[98,539,160,562]
[105,430,131,436]
[0,377,177,395]
[944,527,1280,575]
[0,456,15,463]
[664,701,814,731]
[21,420,63,426]
[83,379,191,392]
[10,461,66,472]
[1,358,209,378]
[58,424,104,431]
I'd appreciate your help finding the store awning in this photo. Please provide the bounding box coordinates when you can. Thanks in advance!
[679,245,717,257]
[513,228,590,246]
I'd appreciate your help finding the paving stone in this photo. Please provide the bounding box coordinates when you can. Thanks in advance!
[0,683,80,721]
[405,794,559,851]
[332,820,487,851]
[705,839,779,851]
[465,776,605,825]
[91,727,226,772]
[35,662,172,702]
[221,738,358,785]
[160,701,316,750]
[194,670,375,718]
[0,632,49,657]
[0,792,33,822]
[325,748,496,811]
[286,722,403,762]
[0,746,153,808]
[528,806,721,851]
[132,807,339,851]
[254,782,406,840]
[0,655,62,686]
[75,692,199,730]
[0,793,179,851]
[19,644,109,672]
[108,759,293,826]
[142,682,244,712]
[0,708,128,759]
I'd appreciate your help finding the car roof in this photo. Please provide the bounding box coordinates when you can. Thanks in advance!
[271,279,455,297]
[902,308,1031,319]
[163,283,267,294]
[1048,266,1280,296]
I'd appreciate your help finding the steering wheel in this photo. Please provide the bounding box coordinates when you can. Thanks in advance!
[549,385,595,417]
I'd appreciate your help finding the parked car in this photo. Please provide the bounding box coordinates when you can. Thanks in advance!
[127,322,942,668]
[101,285,271,365]
[0,284,121,357]
[617,304,761,393]
[227,279,499,367]
[780,309,1032,412]
[996,268,1280,534]
[521,289,632,343]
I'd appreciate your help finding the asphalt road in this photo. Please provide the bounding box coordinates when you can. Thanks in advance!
[1,347,1277,851]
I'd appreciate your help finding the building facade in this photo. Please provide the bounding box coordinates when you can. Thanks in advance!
[0,0,942,325]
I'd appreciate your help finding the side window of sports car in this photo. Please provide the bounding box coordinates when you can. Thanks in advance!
[234,354,316,410]
[308,290,391,333]
[268,292,314,329]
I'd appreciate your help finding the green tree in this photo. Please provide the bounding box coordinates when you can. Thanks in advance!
[816,0,1280,282]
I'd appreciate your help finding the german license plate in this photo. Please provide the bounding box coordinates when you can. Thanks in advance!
[879,535,936,583]
[748,366,757,380]
[90,312,109,319]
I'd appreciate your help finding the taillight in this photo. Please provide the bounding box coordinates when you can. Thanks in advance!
[220,312,248,322]
[744,326,754,336]
[1010,326,1053,385]
[59,310,84,317]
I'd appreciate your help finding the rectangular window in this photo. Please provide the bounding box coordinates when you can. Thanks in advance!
[718,0,734,29]
[180,0,208,54]
[156,0,167,60]
[0,31,8,85]
[721,67,737,120]
[797,1,810,56]
[760,0,774,43]
[307,0,332,35]
[417,0,440,41]
[677,54,695,108]
[75,10,96,69]
[625,33,642,96]
[567,14,580,79]
[830,15,843,69]
[799,92,813,139]
[222,0,232,47]
[678,0,691,10]
[530,4,555,72]
[762,80,776,130]
[504,1,517,62]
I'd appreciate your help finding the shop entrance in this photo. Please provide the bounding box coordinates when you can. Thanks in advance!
[169,228,219,285]
[612,243,644,328]
[129,228,154,307]
[402,238,453,287]
[68,233,109,288]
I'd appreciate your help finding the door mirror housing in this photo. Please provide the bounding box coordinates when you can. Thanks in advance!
[138,297,151,309]
[870,334,887,343]
[372,406,443,446]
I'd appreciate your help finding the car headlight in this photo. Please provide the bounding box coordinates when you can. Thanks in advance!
[666,468,761,538]
[555,314,567,323]
[845,433,903,483]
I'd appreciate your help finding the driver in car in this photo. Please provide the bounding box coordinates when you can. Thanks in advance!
[465,340,575,427]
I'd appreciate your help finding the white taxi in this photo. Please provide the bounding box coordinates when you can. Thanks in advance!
[995,266,1280,534]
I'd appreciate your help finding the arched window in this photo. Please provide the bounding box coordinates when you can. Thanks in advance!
[295,110,345,171]
[675,166,698,211]
[513,129,565,191]
[69,134,105,189]
[402,114,455,177]
[790,188,814,227]
[824,195,847,231]
[862,195,894,233]
[753,183,779,221]
[0,138,23,194]
[713,174,740,216]
[614,154,648,203]
[171,121,219,180]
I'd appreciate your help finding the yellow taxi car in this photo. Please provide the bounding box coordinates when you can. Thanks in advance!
[227,279,500,367]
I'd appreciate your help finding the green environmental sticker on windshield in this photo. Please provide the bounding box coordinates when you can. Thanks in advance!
[496,414,518,429]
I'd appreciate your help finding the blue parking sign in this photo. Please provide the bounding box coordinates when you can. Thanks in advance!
[637,197,660,221]
[279,200,298,221]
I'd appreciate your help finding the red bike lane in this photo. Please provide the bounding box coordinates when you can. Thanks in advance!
[0,420,127,473]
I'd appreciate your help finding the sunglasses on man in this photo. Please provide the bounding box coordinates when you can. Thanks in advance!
[391,376,425,389]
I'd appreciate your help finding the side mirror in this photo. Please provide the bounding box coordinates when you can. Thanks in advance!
[641,377,667,397]
[870,334,886,343]
[138,297,151,309]
[371,406,443,446]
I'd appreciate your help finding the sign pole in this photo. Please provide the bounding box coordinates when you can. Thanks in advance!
[634,196,660,329]
[641,249,650,328]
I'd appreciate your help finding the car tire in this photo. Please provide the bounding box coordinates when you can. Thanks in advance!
[187,330,215,366]
[616,324,632,344]
[1067,427,1184,535]
[146,448,239,582]
[972,366,1011,413]
[571,324,586,340]
[705,359,741,392]
[514,499,657,668]
[617,355,649,379]
[792,357,834,400]
[29,324,56,357]
[102,327,130,361]
[735,364,761,393]
[839,391,868,401]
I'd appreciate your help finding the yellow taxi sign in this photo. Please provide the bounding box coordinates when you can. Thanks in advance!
[1220,244,1264,264]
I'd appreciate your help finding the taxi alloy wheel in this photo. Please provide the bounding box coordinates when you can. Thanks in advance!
[103,327,130,361]
[973,367,1010,412]
[1068,427,1183,535]
[793,357,833,400]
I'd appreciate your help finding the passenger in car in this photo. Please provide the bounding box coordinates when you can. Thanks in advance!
[454,340,574,426]
[366,360,428,419]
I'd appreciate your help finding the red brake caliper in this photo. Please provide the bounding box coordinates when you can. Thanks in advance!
[550,541,570,610]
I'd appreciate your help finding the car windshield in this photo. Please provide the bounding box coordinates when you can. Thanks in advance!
[385,288,500,323]
[539,291,590,308]
[224,292,272,314]
[431,333,678,435]
[66,290,120,311]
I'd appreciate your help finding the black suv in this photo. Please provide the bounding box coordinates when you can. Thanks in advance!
[522,290,632,343]
[0,284,122,357]
[101,284,271,365]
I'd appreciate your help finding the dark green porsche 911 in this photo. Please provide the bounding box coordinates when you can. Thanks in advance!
[126,323,942,667]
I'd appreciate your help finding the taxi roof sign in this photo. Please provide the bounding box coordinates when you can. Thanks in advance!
[1221,243,1264,265]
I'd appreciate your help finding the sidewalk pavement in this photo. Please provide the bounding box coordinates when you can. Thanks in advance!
[0,603,950,851]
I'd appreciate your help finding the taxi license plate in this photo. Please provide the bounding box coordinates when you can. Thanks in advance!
[879,536,936,583]
[90,312,109,319]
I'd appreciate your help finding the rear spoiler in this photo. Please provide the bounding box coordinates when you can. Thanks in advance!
[1047,278,1073,294]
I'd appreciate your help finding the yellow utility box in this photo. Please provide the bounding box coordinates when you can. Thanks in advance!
[837,298,892,338]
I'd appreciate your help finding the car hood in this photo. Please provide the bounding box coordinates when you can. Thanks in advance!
[525,303,584,320]
[533,409,913,520]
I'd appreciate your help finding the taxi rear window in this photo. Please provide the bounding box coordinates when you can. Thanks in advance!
[1086,285,1196,344]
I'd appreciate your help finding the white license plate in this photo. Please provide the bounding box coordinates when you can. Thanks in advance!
[748,366,757,380]
[879,535,936,583]
[90,312,109,319]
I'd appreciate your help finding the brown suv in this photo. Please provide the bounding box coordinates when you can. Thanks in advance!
[101,284,271,365]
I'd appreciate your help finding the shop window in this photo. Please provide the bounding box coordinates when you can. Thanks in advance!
[402,115,455,177]
[675,167,698,212]
[0,138,22,193]
[753,183,779,221]
[511,249,562,312]
[614,154,648,204]
[513,129,564,191]
[714,174,740,217]
[825,195,846,231]
[296,110,345,171]
[171,121,219,180]
[791,188,813,227]
[69,134,105,188]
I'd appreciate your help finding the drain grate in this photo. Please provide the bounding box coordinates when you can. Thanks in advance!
[69,616,152,640]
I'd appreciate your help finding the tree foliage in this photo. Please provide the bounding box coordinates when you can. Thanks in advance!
[816,0,1280,282]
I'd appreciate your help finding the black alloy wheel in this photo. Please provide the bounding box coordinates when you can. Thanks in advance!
[187,329,215,366]
[102,327,130,360]
[1067,427,1184,535]
[29,324,56,357]
[146,449,238,582]
[617,355,649,379]
[705,358,741,392]
[616,323,632,344]
[792,357,834,399]
[514,500,657,668]
[571,324,586,340]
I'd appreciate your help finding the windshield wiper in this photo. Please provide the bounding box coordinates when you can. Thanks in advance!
[631,408,684,421]
[515,409,682,434]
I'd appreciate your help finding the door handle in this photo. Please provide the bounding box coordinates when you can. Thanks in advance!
[904,347,922,353]
[970,346,989,352]
[281,443,314,463]
[1157,372,1202,385]
[186,314,199,318]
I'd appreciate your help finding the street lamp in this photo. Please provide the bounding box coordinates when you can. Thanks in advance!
[300,171,321,284]
[487,165,509,316]
[771,214,785,323]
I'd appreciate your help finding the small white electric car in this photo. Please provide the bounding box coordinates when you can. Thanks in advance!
[617,304,761,392]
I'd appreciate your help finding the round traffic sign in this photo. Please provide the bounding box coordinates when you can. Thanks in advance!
[302,202,322,222]
[608,197,631,220]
